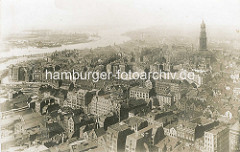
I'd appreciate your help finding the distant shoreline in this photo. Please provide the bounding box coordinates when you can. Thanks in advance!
[7,37,100,49]
[0,28,131,58]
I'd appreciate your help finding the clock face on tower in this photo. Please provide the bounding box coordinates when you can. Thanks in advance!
[145,80,153,90]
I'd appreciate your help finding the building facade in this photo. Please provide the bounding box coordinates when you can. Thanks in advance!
[106,122,134,152]
[66,89,93,112]
[89,94,117,116]
[155,93,172,108]
[229,121,240,152]
[129,86,150,100]
[177,122,198,142]
[204,126,229,152]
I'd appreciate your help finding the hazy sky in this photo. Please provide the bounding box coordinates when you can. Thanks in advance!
[1,0,240,36]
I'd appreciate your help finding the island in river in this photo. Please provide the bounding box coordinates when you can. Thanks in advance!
[4,30,100,49]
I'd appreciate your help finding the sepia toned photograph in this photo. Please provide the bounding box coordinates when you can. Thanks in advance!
[0,0,240,151]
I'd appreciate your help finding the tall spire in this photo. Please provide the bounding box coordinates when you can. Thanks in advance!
[201,20,205,28]
[199,20,207,51]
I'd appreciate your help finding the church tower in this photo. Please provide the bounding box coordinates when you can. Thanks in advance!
[199,20,207,51]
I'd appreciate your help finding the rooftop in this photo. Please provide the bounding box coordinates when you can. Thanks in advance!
[94,127,106,137]
[124,116,146,127]
[108,122,130,132]
[191,117,215,125]
[24,145,49,152]
[155,136,179,149]
[130,86,150,92]
[177,121,198,130]
[230,121,240,132]
[206,126,228,135]
[127,125,155,140]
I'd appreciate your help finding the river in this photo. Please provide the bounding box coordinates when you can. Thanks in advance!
[0,27,131,58]
[0,27,132,70]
